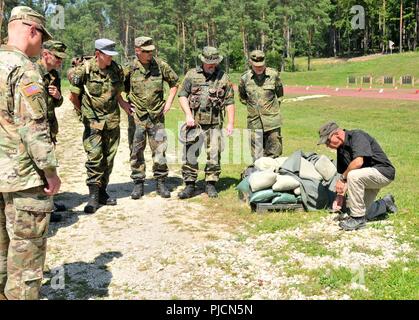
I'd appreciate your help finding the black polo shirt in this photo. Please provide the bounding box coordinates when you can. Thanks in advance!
[337,130,395,180]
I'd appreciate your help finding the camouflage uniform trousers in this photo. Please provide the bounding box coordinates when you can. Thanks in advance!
[0,186,52,300]
[182,124,223,183]
[128,115,169,182]
[83,122,120,187]
[250,127,283,161]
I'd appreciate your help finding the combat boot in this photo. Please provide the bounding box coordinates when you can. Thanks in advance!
[383,194,398,213]
[178,182,196,199]
[131,181,144,200]
[84,185,100,214]
[156,179,170,198]
[205,181,218,198]
[339,216,366,231]
[99,187,117,206]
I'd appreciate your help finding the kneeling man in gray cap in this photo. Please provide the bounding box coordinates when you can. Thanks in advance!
[318,121,397,231]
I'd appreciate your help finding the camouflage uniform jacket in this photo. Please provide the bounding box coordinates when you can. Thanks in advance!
[124,57,179,122]
[239,67,284,131]
[36,60,63,140]
[0,45,58,192]
[178,66,234,125]
[69,58,124,130]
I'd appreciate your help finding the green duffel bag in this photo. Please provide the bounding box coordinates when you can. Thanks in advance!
[250,189,281,204]
[271,193,298,204]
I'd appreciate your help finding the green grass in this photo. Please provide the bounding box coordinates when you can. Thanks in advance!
[283,52,419,86]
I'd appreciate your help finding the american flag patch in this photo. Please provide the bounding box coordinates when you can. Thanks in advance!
[22,84,42,97]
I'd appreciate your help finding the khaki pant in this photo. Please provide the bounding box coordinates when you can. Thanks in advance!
[0,187,52,300]
[347,168,392,217]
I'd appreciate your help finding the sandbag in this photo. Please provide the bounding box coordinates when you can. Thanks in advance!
[250,189,280,203]
[272,174,300,192]
[236,177,251,194]
[294,187,301,196]
[271,193,298,204]
[300,158,323,181]
[254,157,279,172]
[248,170,277,192]
[275,157,288,169]
[315,155,337,181]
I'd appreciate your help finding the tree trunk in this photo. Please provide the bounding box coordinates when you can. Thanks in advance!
[212,21,217,47]
[400,0,403,53]
[382,0,387,53]
[363,18,368,54]
[332,26,337,57]
[207,23,211,46]
[124,18,129,60]
[261,10,265,51]
[241,23,247,58]
[193,30,198,67]
[284,16,291,58]
[307,28,313,71]
[182,20,186,74]
[415,0,419,50]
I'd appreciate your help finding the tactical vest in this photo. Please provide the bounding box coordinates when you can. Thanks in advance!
[188,69,227,125]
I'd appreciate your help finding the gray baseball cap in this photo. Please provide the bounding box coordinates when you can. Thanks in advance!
[318,121,339,145]
[95,38,118,56]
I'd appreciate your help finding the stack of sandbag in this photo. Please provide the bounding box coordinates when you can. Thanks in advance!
[237,157,302,206]
[237,155,337,208]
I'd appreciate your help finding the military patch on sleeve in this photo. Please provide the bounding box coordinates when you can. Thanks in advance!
[22,83,43,97]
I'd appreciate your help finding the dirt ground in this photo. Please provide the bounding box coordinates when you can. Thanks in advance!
[40,97,413,300]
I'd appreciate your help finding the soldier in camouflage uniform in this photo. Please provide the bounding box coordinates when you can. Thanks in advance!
[124,37,179,199]
[178,47,235,199]
[0,6,61,300]
[69,39,132,214]
[239,50,284,161]
[36,40,68,222]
